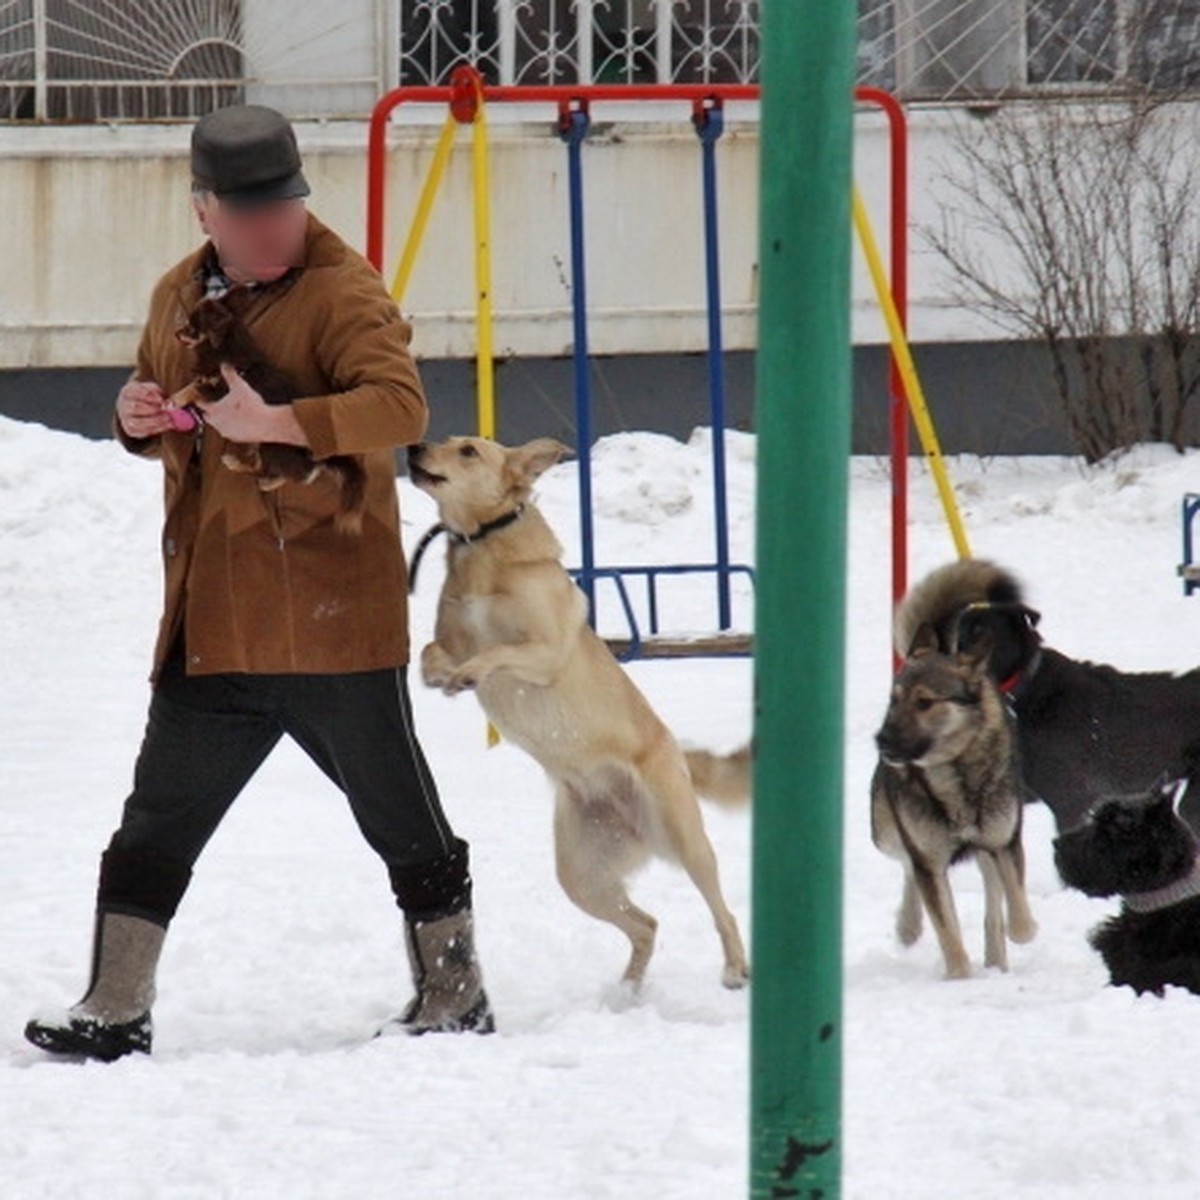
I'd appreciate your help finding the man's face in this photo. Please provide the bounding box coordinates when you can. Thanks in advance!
[193,193,307,284]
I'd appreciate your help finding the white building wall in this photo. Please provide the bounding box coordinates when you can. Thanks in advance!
[241,0,387,118]
[0,104,1026,372]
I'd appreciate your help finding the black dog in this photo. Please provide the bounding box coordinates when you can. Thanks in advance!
[895,560,1200,834]
[1054,777,1200,996]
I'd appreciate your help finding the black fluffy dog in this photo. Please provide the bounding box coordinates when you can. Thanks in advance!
[895,560,1200,834]
[1054,777,1200,996]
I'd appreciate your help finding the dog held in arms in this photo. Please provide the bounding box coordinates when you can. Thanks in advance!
[871,628,1038,979]
[176,293,366,534]
[407,434,749,990]
[1054,773,1200,996]
[895,559,1200,834]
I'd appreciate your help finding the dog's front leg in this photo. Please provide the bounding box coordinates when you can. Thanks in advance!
[421,641,460,691]
[443,641,565,694]
[910,857,971,980]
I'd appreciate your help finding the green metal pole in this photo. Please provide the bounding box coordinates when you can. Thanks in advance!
[751,2,854,1197]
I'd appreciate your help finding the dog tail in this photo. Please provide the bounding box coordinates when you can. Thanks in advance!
[686,743,752,806]
[894,559,1026,658]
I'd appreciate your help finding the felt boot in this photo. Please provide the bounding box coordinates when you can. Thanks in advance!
[25,911,165,1062]
[396,905,494,1035]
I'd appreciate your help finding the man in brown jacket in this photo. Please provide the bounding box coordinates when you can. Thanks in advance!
[25,105,492,1060]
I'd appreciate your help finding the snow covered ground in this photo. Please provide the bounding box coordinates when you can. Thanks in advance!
[4,413,1200,1198]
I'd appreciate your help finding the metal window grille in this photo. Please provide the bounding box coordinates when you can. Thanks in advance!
[5,1,1197,124]
[0,0,384,123]
[396,0,761,88]
[1,0,245,121]
[856,0,1200,101]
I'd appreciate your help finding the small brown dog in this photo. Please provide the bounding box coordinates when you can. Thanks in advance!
[409,434,749,990]
[176,294,366,534]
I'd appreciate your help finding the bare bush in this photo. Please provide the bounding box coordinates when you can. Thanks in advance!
[926,100,1200,461]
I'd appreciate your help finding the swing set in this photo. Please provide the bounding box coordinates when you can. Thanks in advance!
[366,69,970,660]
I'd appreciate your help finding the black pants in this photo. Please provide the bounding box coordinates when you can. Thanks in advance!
[102,648,468,924]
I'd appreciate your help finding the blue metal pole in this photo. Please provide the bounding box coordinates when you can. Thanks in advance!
[560,104,596,620]
[695,98,733,630]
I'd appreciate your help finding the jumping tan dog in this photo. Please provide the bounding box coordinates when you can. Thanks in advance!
[408,435,749,990]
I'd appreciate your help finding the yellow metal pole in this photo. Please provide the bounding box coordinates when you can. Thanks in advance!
[472,99,497,441]
[468,87,500,747]
[389,112,459,304]
[852,185,971,560]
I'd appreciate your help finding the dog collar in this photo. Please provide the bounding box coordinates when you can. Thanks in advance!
[407,505,525,594]
[1122,858,1200,914]
[1000,647,1043,704]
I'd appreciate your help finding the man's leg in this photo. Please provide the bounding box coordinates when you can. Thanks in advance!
[114,654,285,870]
[281,667,493,1033]
[25,655,284,1059]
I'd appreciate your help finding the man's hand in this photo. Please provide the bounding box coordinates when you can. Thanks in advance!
[194,363,308,446]
[116,380,174,440]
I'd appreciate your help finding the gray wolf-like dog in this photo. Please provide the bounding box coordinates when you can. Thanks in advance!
[871,633,1038,979]
[896,559,1200,834]
[408,435,749,990]
[1054,776,1200,996]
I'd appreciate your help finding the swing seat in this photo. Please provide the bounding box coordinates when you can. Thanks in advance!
[604,631,753,660]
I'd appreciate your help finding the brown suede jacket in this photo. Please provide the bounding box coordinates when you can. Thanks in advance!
[118,214,427,678]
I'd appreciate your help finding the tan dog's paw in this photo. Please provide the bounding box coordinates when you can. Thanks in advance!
[221,451,257,474]
[443,665,481,695]
[420,642,457,690]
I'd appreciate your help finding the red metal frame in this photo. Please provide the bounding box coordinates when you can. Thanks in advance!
[854,87,910,619]
[365,81,910,610]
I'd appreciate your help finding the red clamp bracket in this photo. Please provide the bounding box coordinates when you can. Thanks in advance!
[449,64,484,124]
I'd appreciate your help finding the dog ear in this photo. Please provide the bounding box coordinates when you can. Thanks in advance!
[1160,774,1191,813]
[506,438,571,485]
[907,622,939,658]
[203,303,234,342]
[957,628,994,673]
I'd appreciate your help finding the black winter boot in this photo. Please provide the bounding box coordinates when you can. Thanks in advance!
[25,910,165,1062]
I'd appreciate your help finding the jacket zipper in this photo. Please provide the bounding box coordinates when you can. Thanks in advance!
[267,491,299,667]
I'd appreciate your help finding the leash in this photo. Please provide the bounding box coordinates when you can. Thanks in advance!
[407,504,525,594]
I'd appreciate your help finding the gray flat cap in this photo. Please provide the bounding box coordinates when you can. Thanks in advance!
[191,105,310,208]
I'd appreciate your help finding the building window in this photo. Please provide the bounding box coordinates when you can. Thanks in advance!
[0,0,245,122]
[396,0,760,88]
[856,0,1200,101]
[0,0,36,118]
[5,2,1197,124]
